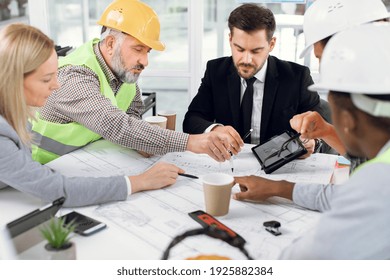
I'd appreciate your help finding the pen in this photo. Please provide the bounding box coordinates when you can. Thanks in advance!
[179,173,199,179]
[243,128,253,141]
[228,129,253,173]
[228,150,234,173]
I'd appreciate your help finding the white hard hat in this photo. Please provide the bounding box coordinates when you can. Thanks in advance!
[300,0,389,58]
[309,23,390,118]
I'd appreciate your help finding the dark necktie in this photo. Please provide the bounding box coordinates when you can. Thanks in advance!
[240,77,256,143]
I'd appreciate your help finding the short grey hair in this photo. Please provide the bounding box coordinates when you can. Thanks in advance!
[99,27,125,46]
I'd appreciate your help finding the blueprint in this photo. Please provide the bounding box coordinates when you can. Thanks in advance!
[46,140,159,177]
[47,140,337,259]
[158,144,337,184]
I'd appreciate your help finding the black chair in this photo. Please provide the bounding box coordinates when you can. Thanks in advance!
[55,45,73,57]
[141,91,157,116]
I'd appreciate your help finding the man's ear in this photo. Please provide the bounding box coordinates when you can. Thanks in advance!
[340,109,358,134]
[103,35,116,54]
[269,37,276,52]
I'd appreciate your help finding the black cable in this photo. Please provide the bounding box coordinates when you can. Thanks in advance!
[162,228,206,260]
[162,226,253,260]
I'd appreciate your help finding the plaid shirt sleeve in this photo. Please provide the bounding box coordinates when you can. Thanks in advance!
[125,83,144,118]
[39,64,188,155]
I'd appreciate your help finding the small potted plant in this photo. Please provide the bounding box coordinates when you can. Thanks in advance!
[40,216,76,260]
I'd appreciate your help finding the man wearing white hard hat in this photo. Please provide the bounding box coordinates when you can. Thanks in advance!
[235,23,390,259]
[30,0,243,167]
[290,0,389,172]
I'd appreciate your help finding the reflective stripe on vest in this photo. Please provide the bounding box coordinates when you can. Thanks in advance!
[31,39,136,164]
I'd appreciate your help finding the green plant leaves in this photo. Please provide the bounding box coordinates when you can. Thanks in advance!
[40,216,76,249]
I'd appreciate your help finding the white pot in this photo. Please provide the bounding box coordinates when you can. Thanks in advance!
[44,242,76,260]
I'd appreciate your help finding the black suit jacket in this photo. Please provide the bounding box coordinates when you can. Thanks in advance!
[183,56,331,144]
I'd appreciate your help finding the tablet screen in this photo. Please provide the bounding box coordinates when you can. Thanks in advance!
[254,132,301,164]
[251,131,307,173]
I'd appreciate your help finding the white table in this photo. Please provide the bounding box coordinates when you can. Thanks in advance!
[0,141,347,260]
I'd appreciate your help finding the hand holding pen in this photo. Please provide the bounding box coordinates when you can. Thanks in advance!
[208,125,244,157]
[229,128,253,173]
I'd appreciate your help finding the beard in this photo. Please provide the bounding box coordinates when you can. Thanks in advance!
[235,63,258,79]
[234,58,266,79]
[110,46,143,84]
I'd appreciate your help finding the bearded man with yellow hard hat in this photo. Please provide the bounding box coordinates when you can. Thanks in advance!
[31,0,243,166]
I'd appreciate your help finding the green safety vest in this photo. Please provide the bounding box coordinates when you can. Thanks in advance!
[31,39,136,164]
[354,146,390,173]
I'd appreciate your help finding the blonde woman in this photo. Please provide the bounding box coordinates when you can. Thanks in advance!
[0,23,184,207]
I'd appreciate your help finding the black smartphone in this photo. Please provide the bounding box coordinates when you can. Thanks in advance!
[62,211,106,236]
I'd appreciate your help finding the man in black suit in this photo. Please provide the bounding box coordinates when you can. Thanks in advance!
[183,4,330,154]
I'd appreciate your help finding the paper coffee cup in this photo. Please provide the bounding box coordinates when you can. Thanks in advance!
[157,110,176,131]
[144,116,167,129]
[202,173,234,216]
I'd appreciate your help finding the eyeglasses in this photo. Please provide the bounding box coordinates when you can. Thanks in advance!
[263,133,304,164]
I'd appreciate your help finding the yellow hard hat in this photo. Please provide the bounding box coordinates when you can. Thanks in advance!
[97,0,165,51]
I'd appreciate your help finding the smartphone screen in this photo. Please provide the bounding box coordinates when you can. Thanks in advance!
[62,211,106,236]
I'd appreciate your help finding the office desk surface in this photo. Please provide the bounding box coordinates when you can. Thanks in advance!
[0,141,345,260]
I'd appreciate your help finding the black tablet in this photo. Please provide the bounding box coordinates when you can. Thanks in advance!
[6,197,65,238]
[251,131,307,174]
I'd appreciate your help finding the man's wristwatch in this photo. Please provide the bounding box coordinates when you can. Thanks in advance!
[314,139,323,153]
